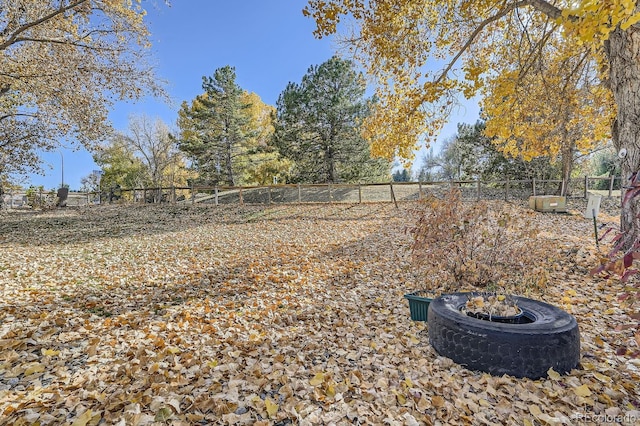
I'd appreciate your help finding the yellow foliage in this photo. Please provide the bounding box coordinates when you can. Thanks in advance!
[0,0,163,170]
[573,384,592,397]
[264,397,279,418]
[309,372,325,386]
[482,34,614,167]
[241,91,276,149]
[303,0,624,162]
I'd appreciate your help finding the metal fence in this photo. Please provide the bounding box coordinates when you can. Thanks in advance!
[0,176,623,210]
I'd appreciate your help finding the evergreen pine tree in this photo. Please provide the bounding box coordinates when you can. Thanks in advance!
[274,56,389,183]
[177,66,251,186]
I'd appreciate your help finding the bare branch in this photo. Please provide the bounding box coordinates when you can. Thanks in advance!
[435,1,530,85]
[0,114,36,122]
[435,0,572,86]
[526,0,563,20]
[12,36,122,53]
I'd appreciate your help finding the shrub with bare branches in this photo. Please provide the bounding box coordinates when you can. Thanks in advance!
[409,188,548,294]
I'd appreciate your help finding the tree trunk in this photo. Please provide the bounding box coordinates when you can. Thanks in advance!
[606,25,640,250]
[559,144,574,196]
[325,146,337,183]
[225,140,235,186]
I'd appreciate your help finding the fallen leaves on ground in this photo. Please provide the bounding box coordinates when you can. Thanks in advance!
[0,201,639,425]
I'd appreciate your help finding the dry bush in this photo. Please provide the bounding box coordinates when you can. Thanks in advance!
[409,188,549,294]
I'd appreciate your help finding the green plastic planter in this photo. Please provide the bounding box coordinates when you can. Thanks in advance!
[404,291,433,321]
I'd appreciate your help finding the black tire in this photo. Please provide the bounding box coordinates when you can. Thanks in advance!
[428,292,580,379]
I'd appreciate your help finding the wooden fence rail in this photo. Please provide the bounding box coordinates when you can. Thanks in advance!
[0,175,623,209]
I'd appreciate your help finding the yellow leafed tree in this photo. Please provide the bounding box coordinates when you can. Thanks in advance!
[0,0,165,177]
[305,0,640,246]
[481,20,614,194]
[239,91,293,185]
[241,92,276,150]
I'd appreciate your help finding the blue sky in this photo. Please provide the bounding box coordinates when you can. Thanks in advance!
[27,0,479,190]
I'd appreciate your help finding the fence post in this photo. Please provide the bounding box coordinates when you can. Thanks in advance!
[297,184,302,204]
[358,184,362,204]
[171,186,176,204]
[505,178,510,201]
[584,175,588,199]
[390,183,398,209]
[239,187,243,205]
[418,181,423,200]
[532,178,536,196]
[214,186,219,206]
[609,175,615,198]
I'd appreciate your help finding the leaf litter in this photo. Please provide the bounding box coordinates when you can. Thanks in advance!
[0,201,639,425]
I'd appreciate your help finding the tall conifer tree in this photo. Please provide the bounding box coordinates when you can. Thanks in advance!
[274,56,389,183]
[177,66,250,186]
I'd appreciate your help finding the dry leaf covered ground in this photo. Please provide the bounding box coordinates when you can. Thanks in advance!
[0,201,639,425]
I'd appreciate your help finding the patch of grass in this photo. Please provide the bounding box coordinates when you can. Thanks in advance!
[86,306,112,317]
